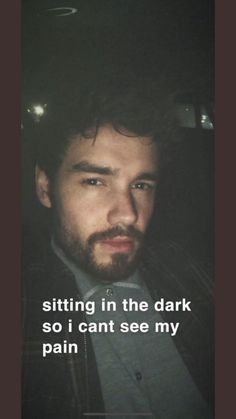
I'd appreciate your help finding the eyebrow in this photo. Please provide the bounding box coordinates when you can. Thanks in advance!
[71,161,116,175]
[70,160,158,180]
[135,172,158,182]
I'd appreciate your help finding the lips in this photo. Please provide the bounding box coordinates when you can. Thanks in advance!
[100,236,135,253]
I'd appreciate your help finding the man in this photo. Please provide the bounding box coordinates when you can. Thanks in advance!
[22,81,214,418]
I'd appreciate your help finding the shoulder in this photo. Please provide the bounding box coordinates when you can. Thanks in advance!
[22,242,78,300]
[141,240,214,407]
[22,243,79,348]
[141,239,214,301]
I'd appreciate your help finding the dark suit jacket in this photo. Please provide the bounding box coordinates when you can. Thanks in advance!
[22,240,214,418]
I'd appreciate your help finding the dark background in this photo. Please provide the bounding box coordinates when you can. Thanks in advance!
[22,0,214,264]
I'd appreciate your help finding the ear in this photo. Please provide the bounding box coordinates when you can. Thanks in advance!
[35,165,52,208]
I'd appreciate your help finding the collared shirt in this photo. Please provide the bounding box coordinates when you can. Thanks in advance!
[52,240,212,419]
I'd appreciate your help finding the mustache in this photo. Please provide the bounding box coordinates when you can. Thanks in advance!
[88,226,144,246]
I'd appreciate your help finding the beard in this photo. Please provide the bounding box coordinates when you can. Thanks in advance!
[53,215,145,282]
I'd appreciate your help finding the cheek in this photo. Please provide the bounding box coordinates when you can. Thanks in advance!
[137,197,155,229]
[58,194,107,237]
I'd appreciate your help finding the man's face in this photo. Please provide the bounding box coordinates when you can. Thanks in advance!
[38,126,158,281]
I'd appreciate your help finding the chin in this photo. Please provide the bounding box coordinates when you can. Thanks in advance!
[89,252,140,282]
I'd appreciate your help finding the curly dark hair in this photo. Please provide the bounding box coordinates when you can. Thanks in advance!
[34,77,178,180]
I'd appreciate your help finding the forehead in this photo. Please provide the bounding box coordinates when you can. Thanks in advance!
[62,126,158,171]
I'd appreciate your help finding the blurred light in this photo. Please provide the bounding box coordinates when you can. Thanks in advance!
[200,106,214,130]
[34,105,44,116]
[46,7,78,17]
[27,103,47,122]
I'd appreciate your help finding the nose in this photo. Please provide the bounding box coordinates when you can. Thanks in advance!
[107,190,138,227]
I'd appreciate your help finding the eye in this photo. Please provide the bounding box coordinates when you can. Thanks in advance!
[81,178,104,186]
[131,182,156,191]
